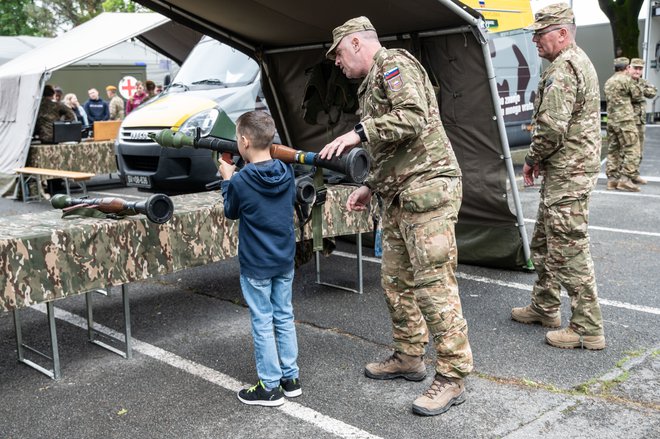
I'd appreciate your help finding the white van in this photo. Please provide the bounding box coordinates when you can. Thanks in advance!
[115,36,264,193]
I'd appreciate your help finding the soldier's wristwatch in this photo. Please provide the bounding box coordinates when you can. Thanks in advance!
[354,123,368,143]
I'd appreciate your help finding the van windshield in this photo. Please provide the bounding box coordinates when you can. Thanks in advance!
[170,37,260,89]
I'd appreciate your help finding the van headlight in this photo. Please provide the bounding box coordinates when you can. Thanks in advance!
[178,108,219,138]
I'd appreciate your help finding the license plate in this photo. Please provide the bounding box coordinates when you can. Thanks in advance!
[126,174,152,188]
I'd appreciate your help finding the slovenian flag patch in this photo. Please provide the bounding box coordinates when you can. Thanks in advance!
[384,67,403,91]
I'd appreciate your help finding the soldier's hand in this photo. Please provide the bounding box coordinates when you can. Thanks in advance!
[523,162,537,187]
[320,130,361,159]
[347,185,371,212]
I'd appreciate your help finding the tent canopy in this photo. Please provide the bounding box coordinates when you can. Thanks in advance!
[0,12,200,177]
[135,0,528,269]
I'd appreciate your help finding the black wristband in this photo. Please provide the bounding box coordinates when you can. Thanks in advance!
[354,123,368,143]
[524,155,536,167]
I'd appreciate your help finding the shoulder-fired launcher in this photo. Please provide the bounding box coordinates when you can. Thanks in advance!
[51,194,174,224]
[149,129,370,184]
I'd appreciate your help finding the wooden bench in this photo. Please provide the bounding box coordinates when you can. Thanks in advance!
[14,167,95,202]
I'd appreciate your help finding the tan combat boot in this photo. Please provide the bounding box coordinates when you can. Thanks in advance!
[364,351,427,381]
[545,327,605,350]
[511,305,561,328]
[412,374,466,416]
[616,177,641,192]
[606,178,618,190]
[632,176,647,185]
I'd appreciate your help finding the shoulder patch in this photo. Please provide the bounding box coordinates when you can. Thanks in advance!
[384,67,403,91]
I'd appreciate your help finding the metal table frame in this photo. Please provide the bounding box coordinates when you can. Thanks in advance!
[12,284,132,380]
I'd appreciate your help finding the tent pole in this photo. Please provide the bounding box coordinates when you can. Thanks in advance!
[480,32,532,269]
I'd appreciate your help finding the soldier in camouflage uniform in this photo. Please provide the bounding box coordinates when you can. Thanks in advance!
[321,16,473,416]
[33,84,76,143]
[604,57,642,192]
[512,3,605,350]
[629,58,657,185]
[106,85,125,121]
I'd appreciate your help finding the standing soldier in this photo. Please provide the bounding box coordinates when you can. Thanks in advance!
[320,16,473,416]
[629,58,657,185]
[604,57,642,192]
[512,3,605,350]
[106,85,125,121]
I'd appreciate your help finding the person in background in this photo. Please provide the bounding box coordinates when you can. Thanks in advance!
[63,93,89,128]
[83,88,110,125]
[145,79,157,102]
[125,81,149,115]
[219,111,301,407]
[604,57,642,192]
[512,3,605,350]
[628,57,657,185]
[53,86,63,103]
[34,84,76,143]
[155,84,163,94]
[106,85,125,120]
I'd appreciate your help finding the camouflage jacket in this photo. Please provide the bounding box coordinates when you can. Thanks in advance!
[604,71,641,126]
[527,43,601,179]
[33,98,76,143]
[109,95,125,120]
[631,78,657,125]
[358,47,461,202]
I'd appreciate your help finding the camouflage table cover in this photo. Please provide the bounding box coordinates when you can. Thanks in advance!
[27,140,118,175]
[1,185,373,312]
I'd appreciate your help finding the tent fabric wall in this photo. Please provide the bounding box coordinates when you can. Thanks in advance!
[136,0,527,269]
[0,12,198,178]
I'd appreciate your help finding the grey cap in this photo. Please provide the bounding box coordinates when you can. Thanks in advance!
[326,16,376,60]
[524,3,575,31]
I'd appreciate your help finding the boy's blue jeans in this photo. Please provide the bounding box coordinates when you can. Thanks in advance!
[240,269,299,390]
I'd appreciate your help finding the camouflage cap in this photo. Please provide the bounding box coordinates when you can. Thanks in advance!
[630,58,645,67]
[524,2,575,31]
[614,57,630,68]
[326,16,376,60]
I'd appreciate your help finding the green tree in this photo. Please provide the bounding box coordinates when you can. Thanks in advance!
[598,0,645,58]
[0,0,149,37]
[0,0,42,36]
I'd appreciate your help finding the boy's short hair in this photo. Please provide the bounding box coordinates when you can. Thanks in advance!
[236,111,276,150]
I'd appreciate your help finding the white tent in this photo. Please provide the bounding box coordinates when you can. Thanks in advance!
[0,12,200,177]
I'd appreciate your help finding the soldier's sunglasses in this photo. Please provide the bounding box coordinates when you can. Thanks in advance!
[532,27,563,38]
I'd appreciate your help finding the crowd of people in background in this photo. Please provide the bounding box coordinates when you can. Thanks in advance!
[34,79,162,143]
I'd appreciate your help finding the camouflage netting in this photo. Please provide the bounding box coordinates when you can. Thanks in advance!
[1,185,374,312]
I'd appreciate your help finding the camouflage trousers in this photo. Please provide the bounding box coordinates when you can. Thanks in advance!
[530,176,604,336]
[381,177,473,379]
[633,124,646,178]
[606,123,639,179]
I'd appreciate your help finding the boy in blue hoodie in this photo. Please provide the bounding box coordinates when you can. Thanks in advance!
[219,111,301,407]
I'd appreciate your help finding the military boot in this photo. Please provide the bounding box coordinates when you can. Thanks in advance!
[616,177,641,192]
[364,351,427,381]
[545,327,605,350]
[511,305,560,328]
[632,176,647,185]
[606,178,618,190]
[412,374,466,416]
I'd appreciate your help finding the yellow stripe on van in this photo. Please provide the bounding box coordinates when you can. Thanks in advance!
[122,94,217,128]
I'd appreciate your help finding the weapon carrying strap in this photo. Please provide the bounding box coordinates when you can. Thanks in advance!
[311,167,325,252]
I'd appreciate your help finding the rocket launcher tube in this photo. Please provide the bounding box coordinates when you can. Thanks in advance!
[51,194,174,224]
[150,129,370,184]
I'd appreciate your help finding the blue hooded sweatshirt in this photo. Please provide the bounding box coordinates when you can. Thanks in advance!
[221,159,295,279]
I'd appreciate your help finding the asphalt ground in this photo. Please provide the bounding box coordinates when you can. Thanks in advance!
[1,130,659,438]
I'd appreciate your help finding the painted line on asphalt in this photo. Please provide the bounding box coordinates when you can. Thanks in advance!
[592,190,660,199]
[332,252,660,316]
[34,304,383,439]
[522,218,660,237]
[597,172,660,183]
